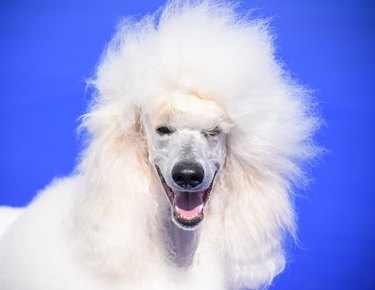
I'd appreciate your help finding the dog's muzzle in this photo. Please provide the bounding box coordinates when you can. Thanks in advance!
[156,165,216,231]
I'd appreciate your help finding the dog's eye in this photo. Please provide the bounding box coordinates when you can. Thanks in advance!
[203,127,221,138]
[156,126,173,135]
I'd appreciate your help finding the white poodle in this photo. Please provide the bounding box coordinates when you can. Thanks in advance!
[0,1,319,289]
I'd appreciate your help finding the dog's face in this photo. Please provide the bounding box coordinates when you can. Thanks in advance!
[143,93,229,230]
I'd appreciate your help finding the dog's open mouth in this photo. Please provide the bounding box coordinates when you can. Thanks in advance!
[156,166,215,230]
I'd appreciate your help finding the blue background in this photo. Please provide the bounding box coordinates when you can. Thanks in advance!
[0,1,374,289]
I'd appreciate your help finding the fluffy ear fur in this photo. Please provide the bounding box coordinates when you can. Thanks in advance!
[216,84,319,289]
[73,100,163,276]
[218,153,294,289]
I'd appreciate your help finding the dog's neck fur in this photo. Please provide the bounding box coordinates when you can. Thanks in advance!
[165,218,201,268]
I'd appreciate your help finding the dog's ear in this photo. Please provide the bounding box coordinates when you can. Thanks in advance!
[79,98,149,172]
[73,101,160,275]
[219,141,296,288]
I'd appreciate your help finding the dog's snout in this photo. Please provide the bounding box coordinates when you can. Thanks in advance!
[172,162,204,189]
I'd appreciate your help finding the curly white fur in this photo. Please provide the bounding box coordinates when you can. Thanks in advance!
[0,1,319,289]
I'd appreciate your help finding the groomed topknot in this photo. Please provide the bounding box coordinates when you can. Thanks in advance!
[88,0,320,184]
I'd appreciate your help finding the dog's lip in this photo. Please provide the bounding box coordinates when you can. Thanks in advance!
[156,166,216,228]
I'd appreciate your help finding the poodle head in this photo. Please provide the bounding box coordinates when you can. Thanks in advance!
[80,1,321,286]
[142,93,231,230]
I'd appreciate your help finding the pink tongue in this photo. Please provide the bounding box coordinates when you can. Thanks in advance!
[174,191,204,218]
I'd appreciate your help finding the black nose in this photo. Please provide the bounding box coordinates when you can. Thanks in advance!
[172,162,204,189]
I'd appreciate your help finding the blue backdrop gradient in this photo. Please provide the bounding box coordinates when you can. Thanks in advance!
[0,1,374,289]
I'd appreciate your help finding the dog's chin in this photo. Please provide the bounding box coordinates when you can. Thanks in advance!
[156,166,215,231]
